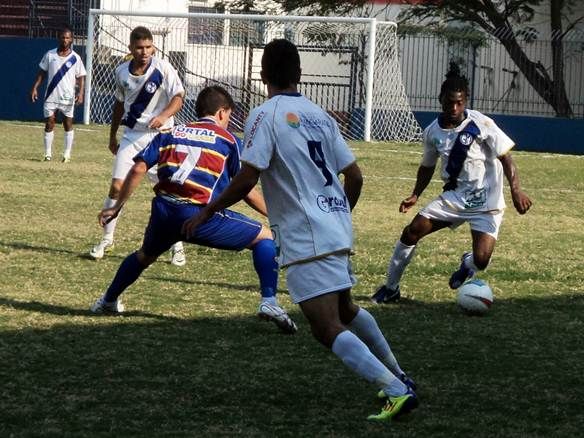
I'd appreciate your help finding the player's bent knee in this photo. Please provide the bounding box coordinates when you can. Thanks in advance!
[136,249,157,267]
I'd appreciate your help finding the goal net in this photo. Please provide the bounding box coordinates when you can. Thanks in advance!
[85,10,421,142]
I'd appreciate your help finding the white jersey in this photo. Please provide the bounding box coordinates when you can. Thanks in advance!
[39,48,86,105]
[114,57,184,131]
[242,93,356,267]
[421,109,514,212]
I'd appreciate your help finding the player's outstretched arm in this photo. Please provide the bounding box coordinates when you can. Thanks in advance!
[244,187,268,217]
[30,70,46,102]
[75,76,85,105]
[148,93,184,129]
[108,100,125,154]
[98,161,147,226]
[183,164,261,238]
[340,162,363,211]
[499,153,532,214]
[400,165,435,213]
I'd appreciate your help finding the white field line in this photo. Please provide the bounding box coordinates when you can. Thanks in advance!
[7,122,100,132]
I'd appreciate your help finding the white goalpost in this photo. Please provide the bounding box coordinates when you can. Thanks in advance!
[84,9,421,142]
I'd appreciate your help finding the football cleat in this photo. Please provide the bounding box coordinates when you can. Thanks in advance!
[449,252,476,289]
[257,302,298,334]
[170,244,186,267]
[377,374,417,399]
[368,390,419,422]
[62,156,71,163]
[44,155,52,161]
[90,297,124,314]
[89,239,114,260]
[371,285,400,304]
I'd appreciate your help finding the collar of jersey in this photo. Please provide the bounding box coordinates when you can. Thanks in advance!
[196,117,217,125]
[274,92,302,97]
[128,58,152,75]
[438,110,468,130]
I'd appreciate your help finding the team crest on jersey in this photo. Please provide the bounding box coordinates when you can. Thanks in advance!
[286,113,300,128]
[65,61,73,68]
[459,132,474,146]
[145,81,158,94]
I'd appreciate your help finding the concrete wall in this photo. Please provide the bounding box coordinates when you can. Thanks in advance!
[0,37,85,123]
[414,111,584,155]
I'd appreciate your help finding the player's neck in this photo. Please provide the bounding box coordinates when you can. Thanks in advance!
[130,59,151,76]
[267,84,298,98]
[57,47,72,56]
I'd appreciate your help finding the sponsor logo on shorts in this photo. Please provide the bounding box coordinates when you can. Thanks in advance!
[286,112,300,128]
[317,195,349,213]
[145,81,158,94]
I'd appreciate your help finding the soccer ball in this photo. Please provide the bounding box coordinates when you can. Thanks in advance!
[456,279,493,315]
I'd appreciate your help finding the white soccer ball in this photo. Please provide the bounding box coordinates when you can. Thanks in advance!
[456,279,493,315]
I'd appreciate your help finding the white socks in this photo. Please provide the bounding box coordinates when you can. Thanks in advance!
[348,308,404,377]
[386,240,416,290]
[102,197,118,240]
[64,130,74,159]
[44,131,54,158]
[331,330,407,397]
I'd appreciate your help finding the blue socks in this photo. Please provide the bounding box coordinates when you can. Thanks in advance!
[103,252,147,302]
[252,239,278,300]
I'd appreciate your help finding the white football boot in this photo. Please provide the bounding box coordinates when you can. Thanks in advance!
[90,297,124,314]
[257,302,297,334]
[89,238,114,260]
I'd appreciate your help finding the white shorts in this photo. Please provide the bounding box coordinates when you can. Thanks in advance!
[420,197,504,239]
[286,253,357,304]
[43,101,75,118]
[112,128,159,182]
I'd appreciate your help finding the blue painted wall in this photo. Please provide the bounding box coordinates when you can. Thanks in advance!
[0,37,85,123]
[414,111,584,155]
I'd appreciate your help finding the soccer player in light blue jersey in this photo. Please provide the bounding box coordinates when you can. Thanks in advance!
[89,26,187,267]
[372,63,532,304]
[90,85,297,334]
[30,26,86,162]
[183,39,417,422]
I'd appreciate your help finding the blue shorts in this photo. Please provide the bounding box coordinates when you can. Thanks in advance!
[141,196,263,258]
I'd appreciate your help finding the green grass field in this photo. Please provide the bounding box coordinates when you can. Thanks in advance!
[1,120,583,437]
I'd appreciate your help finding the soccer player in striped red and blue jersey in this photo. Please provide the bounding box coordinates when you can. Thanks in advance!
[30,26,86,162]
[90,85,296,334]
[372,63,532,304]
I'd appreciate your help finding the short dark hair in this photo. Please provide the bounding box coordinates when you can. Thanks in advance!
[195,85,235,118]
[130,26,153,43]
[58,26,73,37]
[439,62,469,99]
[261,39,301,88]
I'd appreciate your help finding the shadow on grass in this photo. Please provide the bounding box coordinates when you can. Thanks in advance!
[0,295,582,437]
[0,240,128,262]
[0,297,181,321]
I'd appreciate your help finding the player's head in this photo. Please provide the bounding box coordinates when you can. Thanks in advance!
[439,62,469,123]
[195,85,235,129]
[261,39,301,90]
[128,26,155,66]
[57,26,73,50]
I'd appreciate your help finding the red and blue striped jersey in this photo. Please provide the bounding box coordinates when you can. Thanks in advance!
[135,118,242,205]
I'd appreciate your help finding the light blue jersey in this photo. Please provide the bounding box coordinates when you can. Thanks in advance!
[242,93,356,267]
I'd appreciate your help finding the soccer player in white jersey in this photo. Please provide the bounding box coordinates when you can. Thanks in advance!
[183,39,418,422]
[89,26,187,267]
[30,26,86,162]
[372,63,532,304]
